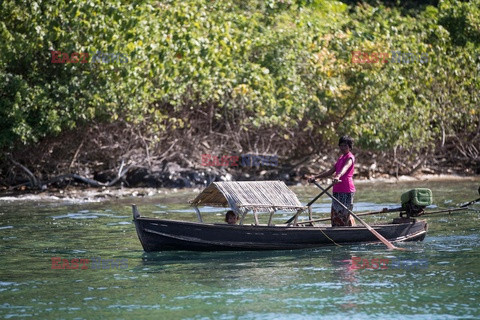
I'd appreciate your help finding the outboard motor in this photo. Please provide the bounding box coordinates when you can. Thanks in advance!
[400,188,433,218]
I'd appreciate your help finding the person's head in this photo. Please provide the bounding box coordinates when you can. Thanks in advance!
[338,135,353,154]
[225,210,238,225]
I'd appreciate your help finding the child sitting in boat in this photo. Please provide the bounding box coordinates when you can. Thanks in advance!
[225,210,239,225]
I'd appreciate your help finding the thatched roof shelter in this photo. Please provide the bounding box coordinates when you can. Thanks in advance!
[190,181,305,213]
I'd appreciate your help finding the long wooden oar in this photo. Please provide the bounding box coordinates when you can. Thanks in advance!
[461,198,480,207]
[460,186,480,208]
[297,206,472,225]
[284,183,334,224]
[312,181,404,251]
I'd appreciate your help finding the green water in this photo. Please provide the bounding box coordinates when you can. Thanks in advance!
[1,180,479,319]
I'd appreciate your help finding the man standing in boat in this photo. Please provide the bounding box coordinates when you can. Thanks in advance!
[308,135,356,226]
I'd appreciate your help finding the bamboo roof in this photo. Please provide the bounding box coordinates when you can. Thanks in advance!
[190,181,305,212]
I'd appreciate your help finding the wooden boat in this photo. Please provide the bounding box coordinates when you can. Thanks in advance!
[133,181,428,251]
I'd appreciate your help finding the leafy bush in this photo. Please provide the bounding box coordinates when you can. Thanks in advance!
[1,0,478,159]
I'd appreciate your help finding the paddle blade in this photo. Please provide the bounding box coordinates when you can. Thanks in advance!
[366,225,405,251]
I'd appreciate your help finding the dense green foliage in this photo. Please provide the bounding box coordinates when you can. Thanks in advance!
[1,0,478,155]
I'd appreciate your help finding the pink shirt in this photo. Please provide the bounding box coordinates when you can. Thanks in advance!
[332,152,356,193]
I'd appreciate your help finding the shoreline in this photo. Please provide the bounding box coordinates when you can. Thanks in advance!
[1,174,478,203]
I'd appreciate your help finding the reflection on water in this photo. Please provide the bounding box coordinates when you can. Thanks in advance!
[0,180,479,319]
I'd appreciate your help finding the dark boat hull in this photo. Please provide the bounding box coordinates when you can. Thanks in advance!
[133,217,428,252]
